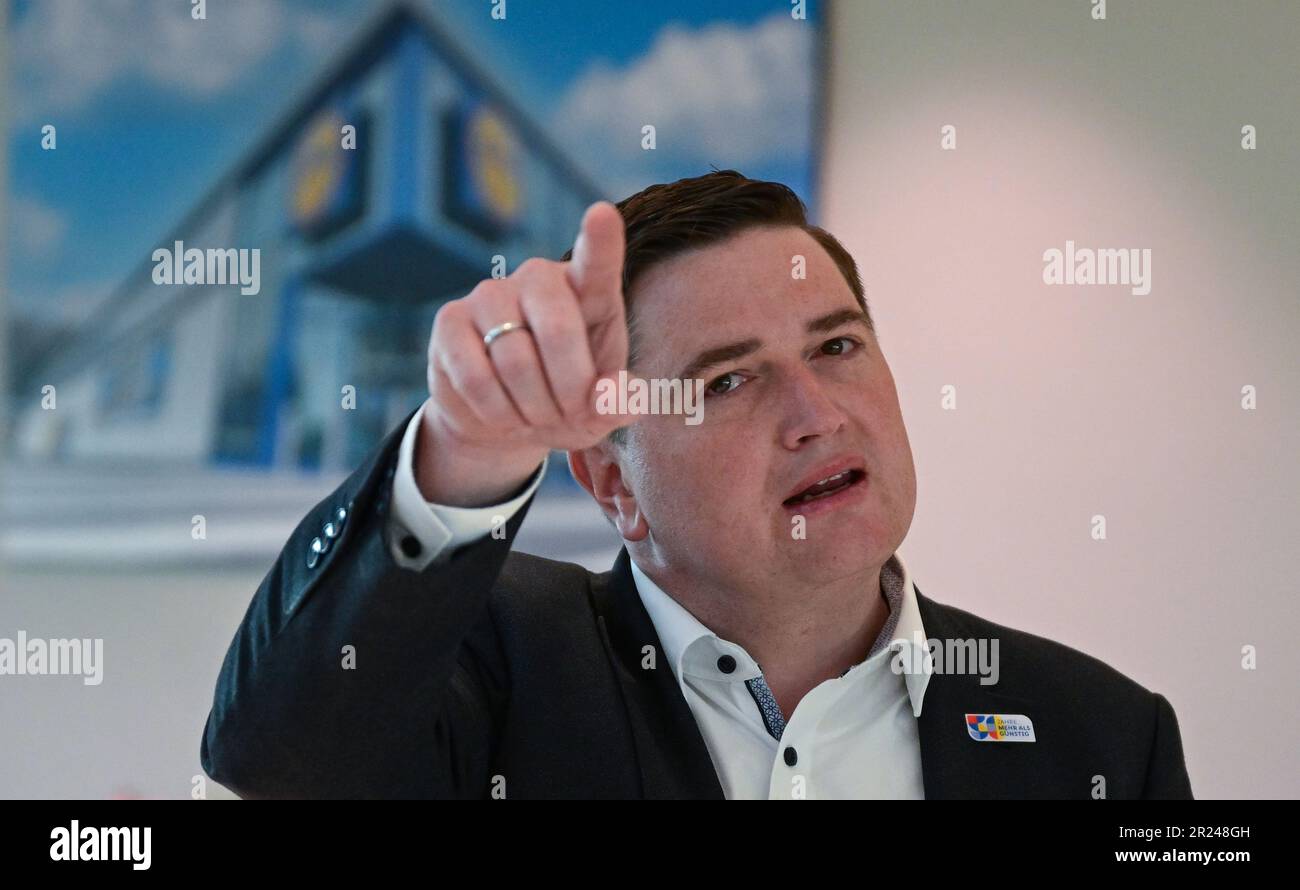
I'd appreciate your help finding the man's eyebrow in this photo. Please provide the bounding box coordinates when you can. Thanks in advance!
[676,338,762,382]
[807,307,872,335]
[674,309,872,381]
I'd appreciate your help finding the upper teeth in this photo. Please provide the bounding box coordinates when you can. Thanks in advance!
[793,471,852,502]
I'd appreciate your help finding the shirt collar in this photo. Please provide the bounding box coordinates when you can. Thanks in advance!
[629,551,933,718]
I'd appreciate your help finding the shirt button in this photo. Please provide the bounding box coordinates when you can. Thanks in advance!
[784,747,798,767]
[716,654,736,674]
[400,535,422,558]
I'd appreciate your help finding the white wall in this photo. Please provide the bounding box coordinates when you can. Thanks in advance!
[822,0,1299,799]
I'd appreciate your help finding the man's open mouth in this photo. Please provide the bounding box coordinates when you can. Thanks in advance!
[782,468,867,507]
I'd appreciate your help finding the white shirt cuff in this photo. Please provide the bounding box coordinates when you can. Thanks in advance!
[387,399,547,571]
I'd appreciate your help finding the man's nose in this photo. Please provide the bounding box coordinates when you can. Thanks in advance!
[777,365,848,449]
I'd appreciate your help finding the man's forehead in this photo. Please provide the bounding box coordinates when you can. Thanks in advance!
[623,226,857,368]
[633,295,867,379]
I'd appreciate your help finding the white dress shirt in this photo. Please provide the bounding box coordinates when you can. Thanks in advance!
[387,400,935,798]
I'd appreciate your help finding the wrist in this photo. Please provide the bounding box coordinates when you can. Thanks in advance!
[415,409,547,507]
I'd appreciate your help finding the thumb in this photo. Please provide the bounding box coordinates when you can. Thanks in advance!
[566,201,626,323]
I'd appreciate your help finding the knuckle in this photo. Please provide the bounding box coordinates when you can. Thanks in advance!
[459,368,496,404]
[530,313,576,344]
[563,393,591,419]
[514,256,548,278]
[566,376,597,413]
[432,299,463,334]
[439,337,470,368]
[468,277,509,303]
[493,346,534,378]
[438,333,474,369]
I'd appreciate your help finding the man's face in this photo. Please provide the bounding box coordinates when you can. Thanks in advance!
[615,224,917,592]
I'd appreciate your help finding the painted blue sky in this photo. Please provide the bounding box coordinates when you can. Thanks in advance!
[8,0,821,326]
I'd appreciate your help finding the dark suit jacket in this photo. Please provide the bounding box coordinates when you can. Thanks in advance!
[201,408,1194,799]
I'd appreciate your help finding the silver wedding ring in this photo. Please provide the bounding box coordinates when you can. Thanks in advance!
[482,320,531,348]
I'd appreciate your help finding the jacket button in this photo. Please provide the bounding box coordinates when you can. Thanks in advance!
[716,654,736,674]
[307,536,329,569]
[322,520,339,540]
[400,535,422,558]
[334,506,348,527]
[784,747,798,767]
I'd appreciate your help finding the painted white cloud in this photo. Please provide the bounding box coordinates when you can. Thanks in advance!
[553,12,814,184]
[10,0,349,124]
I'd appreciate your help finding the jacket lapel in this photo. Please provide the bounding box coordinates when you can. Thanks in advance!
[585,563,1051,799]
[914,588,1049,799]
[587,548,725,800]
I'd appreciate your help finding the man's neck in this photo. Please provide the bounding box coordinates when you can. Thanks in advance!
[643,560,890,721]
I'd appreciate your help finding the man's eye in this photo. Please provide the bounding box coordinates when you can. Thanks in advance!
[820,336,859,356]
[705,372,746,396]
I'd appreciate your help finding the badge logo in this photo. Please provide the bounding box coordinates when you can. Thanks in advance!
[966,713,1035,742]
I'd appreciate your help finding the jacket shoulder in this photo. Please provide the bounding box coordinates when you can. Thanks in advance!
[492,550,598,597]
[920,593,1192,798]
[919,593,1157,710]
[485,550,606,627]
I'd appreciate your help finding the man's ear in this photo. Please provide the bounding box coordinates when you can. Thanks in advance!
[567,442,649,542]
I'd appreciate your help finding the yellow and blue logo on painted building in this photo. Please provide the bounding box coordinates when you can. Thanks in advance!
[289,107,366,239]
[444,97,524,236]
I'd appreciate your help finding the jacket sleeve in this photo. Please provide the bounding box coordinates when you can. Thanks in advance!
[1140,692,1194,799]
[199,406,534,799]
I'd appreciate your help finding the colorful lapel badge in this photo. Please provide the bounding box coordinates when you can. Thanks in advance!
[965,713,1036,742]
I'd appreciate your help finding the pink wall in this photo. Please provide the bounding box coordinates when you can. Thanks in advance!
[822,0,1299,798]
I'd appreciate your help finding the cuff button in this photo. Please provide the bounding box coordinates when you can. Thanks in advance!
[400,535,422,558]
[307,535,329,569]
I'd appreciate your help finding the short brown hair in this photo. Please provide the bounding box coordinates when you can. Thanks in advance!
[561,169,873,443]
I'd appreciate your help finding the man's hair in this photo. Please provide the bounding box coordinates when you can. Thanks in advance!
[561,169,873,445]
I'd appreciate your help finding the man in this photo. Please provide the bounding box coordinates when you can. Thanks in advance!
[200,170,1193,799]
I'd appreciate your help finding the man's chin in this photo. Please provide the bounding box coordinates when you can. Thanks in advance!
[772,524,890,576]
[778,502,885,541]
